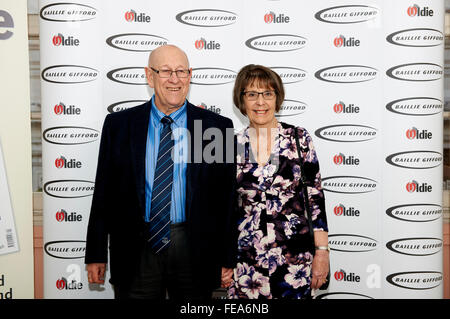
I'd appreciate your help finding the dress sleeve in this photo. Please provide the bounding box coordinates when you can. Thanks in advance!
[297,127,328,232]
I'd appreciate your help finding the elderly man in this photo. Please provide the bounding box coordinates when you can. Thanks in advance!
[85,45,236,299]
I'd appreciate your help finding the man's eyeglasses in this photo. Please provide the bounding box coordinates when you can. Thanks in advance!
[150,67,190,78]
[242,90,276,101]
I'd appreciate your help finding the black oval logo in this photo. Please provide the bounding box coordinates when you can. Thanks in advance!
[315,292,373,299]
[44,240,86,259]
[175,9,237,27]
[44,180,95,199]
[386,150,442,169]
[386,28,443,47]
[386,271,443,290]
[270,67,307,84]
[315,5,380,24]
[40,3,98,22]
[386,204,442,223]
[386,63,443,81]
[43,126,100,145]
[328,234,378,252]
[315,124,377,142]
[315,65,377,83]
[386,97,442,116]
[41,65,99,84]
[245,34,307,52]
[386,237,443,256]
[106,33,169,52]
[190,67,236,85]
[107,100,147,113]
[107,67,147,85]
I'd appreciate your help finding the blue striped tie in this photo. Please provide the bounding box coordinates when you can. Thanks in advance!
[148,116,174,254]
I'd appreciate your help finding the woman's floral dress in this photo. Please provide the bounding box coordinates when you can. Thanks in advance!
[227,122,328,299]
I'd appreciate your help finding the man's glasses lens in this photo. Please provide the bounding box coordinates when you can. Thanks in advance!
[154,68,190,78]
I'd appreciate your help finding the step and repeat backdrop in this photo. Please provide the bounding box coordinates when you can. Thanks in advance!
[39,0,444,298]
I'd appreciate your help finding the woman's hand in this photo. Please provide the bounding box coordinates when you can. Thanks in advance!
[311,250,329,289]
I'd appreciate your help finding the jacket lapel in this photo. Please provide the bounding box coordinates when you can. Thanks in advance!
[185,102,202,222]
[130,101,151,213]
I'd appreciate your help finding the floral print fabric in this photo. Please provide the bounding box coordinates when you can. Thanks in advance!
[228,122,328,299]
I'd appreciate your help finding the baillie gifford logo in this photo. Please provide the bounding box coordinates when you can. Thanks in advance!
[333,35,360,47]
[407,4,434,17]
[194,38,221,50]
[124,10,151,23]
[406,127,432,140]
[264,11,290,23]
[333,153,360,166]
[333,204,360,217]
[52,33,79,46]
[406,180,432,193]
[56,277,82,290]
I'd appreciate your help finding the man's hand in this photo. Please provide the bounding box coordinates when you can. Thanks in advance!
[87,263,106,284]
[221,267,233,288]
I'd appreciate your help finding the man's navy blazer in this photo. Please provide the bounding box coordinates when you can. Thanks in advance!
[85,100,237,290]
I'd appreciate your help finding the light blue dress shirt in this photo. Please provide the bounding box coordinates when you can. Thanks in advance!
[145,96,187,223]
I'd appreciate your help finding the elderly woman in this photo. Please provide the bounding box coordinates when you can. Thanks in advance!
[226,64,329,299]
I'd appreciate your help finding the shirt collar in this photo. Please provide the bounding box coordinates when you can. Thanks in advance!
[150,95,187,128]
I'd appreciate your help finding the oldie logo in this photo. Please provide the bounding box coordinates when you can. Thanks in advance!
[175,9,237,27]
[106,33,168,52]
[40,3,97,22]
[276,99,308,117]
[386,238,443,256]
[41,65,99,84]
[54,156,82,169]
[334,269,360,282]
[43,126,99,145]
[124,10,151,23]
[405,127,432,140]
[386,28,443,47]
[386,204,442,222]
[107,67,147,85]
[316,292,373,299]
[107,100,147,113]
[407,5,434,17]
[264,11,290,24]
[386,97,442,116]
[315,65,377,83]
[190,68,236,85]
[386,63,443,81]
[315,124,377,142]
[333,35,360,47]
[333,204,360,217]
[245,34,307,52]
[322,176,377,194]
[333,153,360,166]
[386,271,442,290]
[405,180,432,193]
[328,234,378,252]
[44,240,86,259]
[55,209,83,223]
[52,33,79,46]
[315,5,380,24]
[197,103,222,114]
[44,180,95,198]
[386,151,442,169]
[194,38,221,50]
[270,67,306,84]
[333,101,360,113]
[56,277,83,290]
[54,102,81,115]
